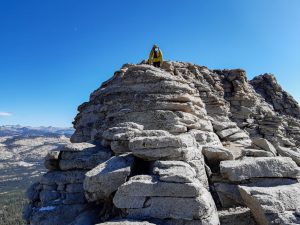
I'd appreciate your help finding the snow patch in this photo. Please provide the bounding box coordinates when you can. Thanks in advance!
[18,161,35,167]
[39,206,56,212]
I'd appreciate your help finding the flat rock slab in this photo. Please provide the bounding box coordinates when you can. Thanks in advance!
[152,161,197,183]
[241,149,274,157]
[277,146,300,166]
[251,138,277,156]
[217,127,240,139]
[129,134,195,150]
[239,181,300,225]
[129,134,198,160]
[84,154,134,201]
[212,121,237,132]
[113,175,204,209]
[220,157,300,182]
[40,170,87,185]
[54,143,97,152]
[127,193,218,222]
[202,146,234,165]
[59,149,112,170]
[218,207,256,225]
[189,130,222,146]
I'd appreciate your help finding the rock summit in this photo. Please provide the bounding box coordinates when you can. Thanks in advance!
[24,61,300,225]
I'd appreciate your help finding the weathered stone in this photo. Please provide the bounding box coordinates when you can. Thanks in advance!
[26,182,42,202]
[59,149,112,170]
[188,159,209,189]
[212,121,237,132]
[57,142,97,152]
[202,146,234,167]
[214,183,244,208]
[110,140,130,154]
[241,148,274,157]
[226,132,249,142]
[25,62,300,225]
[63,192,86,205]
[44,151,60,170]
[102,126,143,141]
[113,175,203,207]
[39,190,60,204]
[42,184,57,191]
[65,183,84,193]
[218,207,256,225]
[129,133,195,150]
[239,180,300,225]
[189,130,222,146]
[217,128,240,139]
[84,154,134,201]
[152,161,197,183]
[127,193,219,222]
[277,145,300,166]
[220,157,300,181]
[40,170,87,185]
[129,134,198,161]
[251,138,277,156]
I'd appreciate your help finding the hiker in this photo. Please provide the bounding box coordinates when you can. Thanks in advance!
[148,44,163,67]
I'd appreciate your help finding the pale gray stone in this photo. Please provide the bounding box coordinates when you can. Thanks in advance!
[218,207,256,225]
[188,159,209,189]
[129,134,198,161]
[241,148,274,157]
[220,157,300,181]
[153,161,197,183]
[239,181,300,225]
[113,175,203,206]
[202,146,234,166]
[277,145,300,166]
[59,150,112,170]
[251,138,277,156]
[84,154,134,201]
[127,192,219,223]
[212,121,237,132]
[217,128,240,139]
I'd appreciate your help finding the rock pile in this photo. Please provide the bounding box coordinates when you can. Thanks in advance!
[24,61,300,225]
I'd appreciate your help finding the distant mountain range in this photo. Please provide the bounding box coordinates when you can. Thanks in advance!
[0,125,74,137]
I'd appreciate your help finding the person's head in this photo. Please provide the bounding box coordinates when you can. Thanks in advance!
[153,44,159,51]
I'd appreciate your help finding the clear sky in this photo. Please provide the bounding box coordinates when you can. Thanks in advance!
[1,0,300,127]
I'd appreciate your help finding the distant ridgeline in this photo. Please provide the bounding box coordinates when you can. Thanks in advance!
[24,61,300,225]
[0,125,74,137]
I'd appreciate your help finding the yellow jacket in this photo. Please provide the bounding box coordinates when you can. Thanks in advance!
[148,48,163,63]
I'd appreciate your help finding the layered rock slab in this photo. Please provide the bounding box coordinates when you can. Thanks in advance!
[239,180,300,225]
[84,154,135,201]
[220,157,300,182]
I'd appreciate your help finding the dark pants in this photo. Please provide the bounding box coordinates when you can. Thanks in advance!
[153,61,161,68]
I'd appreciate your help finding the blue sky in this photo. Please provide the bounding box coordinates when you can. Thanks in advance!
[0,0,300,127]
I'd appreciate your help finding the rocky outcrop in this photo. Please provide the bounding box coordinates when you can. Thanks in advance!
[250,74,300,118]
[24,61,300,225]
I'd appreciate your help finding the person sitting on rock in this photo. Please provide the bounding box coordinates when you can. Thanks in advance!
[148,44,163,68]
